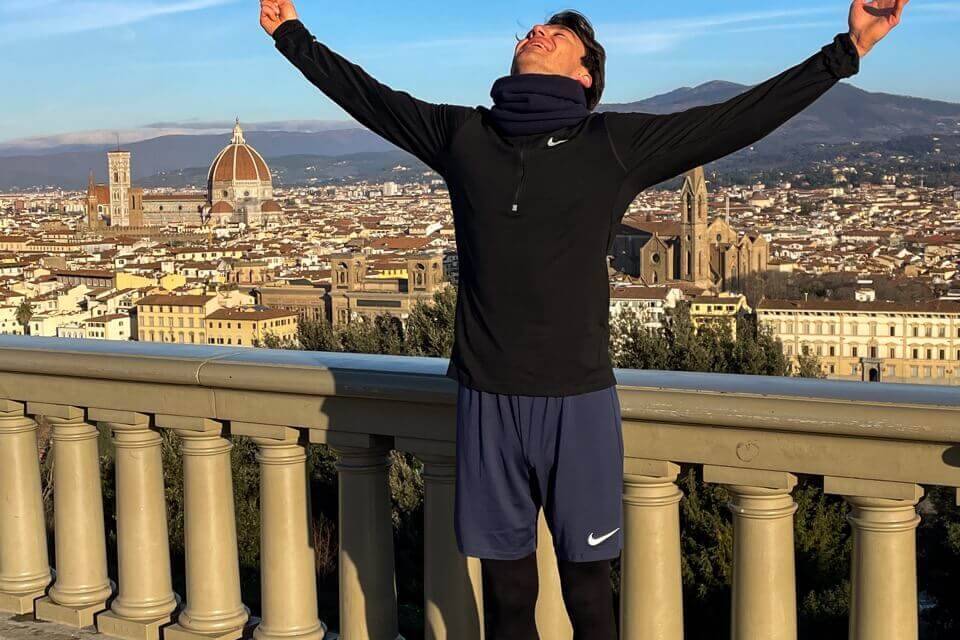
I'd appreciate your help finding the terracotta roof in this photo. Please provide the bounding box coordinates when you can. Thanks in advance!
[610,286,672,300]
[211,201,235,214]
[619,221,682,237]
[142,194,208,201]
[52,269,114,279]
[261,200,282,213]
[207,307,297,321]
[85,314,128,323]
[136,294,214,307]
[209,144,271,183]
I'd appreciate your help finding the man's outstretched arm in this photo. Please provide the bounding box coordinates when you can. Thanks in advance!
[261,0,473,175]
[605,0,908,191]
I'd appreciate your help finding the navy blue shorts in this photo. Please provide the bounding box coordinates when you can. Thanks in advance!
[454,382,624,562]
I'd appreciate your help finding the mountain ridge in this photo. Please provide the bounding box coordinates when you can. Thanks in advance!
[2,81,958,190]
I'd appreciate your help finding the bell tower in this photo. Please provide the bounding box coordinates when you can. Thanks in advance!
[107,146,131,227]
[406,254,444,293]
[332,253,367,292]
[678,166,710,284]
[85,170,100,230]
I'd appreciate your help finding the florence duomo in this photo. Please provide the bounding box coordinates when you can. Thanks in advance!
[85,119,282,229]
[610,165,768,291]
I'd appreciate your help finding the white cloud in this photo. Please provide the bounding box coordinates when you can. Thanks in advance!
[368,6,845,58]
[600,6,841,54]
[0,0,235,41]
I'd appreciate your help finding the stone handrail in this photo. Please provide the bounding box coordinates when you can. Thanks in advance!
[1,335,958,640]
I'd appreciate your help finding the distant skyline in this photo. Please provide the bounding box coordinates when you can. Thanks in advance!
[2,0,958,143]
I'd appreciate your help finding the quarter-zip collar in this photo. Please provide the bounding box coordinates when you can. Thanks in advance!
[488,72,591,137]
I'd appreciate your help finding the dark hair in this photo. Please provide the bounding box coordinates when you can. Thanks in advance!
[515,10,606,110]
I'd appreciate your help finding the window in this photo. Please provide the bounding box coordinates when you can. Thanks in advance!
[889,326,896,336]
[913,327,919,337]
[926,327,933,338]
[940,349,946,360]
[910,366,919,377]
[912,348,919,359]
[927,349,933,360]
[870,346,878,358]
[940,327,947,337]
[852,346,859,357]
[889,348,896,358]
[829,346,836,357]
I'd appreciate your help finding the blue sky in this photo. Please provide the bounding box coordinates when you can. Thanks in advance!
[1,0,958,143]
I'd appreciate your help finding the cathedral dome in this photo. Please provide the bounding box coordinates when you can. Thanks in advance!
[207,120,272,188]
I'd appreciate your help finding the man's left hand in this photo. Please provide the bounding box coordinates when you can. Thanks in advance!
[848,0,909,58]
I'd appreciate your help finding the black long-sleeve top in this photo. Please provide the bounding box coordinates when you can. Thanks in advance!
[273,20,860,396]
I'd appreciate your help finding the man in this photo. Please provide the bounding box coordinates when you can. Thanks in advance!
[259,1,907,637]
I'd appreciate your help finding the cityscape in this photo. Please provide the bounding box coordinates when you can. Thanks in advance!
[2,118,960,384]
[3,2,960,638]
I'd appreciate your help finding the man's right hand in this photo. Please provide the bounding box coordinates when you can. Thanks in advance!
[260,0,298,36]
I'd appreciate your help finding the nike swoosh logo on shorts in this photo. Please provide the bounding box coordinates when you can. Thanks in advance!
[587,528,620,546]
[547,137,568,147]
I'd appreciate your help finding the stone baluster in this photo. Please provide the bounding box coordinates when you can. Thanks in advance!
[395,437,483,640]
[825,477,923,640]
[535,510,573,640]
[90,409,178,640]
[621,459,684,640]
[0,400,51,615]
[705,467,798,640]
[248,426,325,640]
[30,403,113,628]
[327,432,400,640]
[160,416,249,640]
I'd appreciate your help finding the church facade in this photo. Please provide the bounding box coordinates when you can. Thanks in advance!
[85,120,281,229]
[610,166,768,291]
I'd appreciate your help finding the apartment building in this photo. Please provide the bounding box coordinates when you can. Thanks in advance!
[758,298,960,384]
[205,307,298,347]
[690,294,752,338]
[135,294,220,344]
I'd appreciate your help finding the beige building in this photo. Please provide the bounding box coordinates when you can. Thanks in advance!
[205,307,298,347]
[135,294,220,344]
[58,314,132,341]
[609,285,682,329]
[612,167,767,290]
[690,294,752,338]
[758,298,960,384]
[254,282,331,323]
[329,252,447,328]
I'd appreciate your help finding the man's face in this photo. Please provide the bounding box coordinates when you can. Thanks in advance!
[512,23,593,92]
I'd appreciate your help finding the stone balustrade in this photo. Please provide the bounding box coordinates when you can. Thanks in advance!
[1,335,958,640]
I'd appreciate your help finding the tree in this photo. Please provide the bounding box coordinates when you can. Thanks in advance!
[404,285,457,358]
[796,352,826,378]
[15,300,33,335]
[297,315,339,352]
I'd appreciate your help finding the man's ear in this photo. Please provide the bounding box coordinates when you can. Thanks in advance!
[578,73,593,90]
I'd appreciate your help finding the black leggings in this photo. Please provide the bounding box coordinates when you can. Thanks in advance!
[481,552,617,640]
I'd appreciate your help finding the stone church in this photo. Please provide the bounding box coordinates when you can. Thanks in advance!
[610,166,768,290]
[85,120,282,229]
